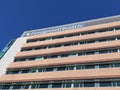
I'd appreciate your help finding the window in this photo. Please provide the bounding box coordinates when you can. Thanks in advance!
[57,67,66,71]
[31,84,37,89]
[63,83,71,88]
[85,51,95,55]
[38,68,43,72]
[61,54,69,57]
[100,82,112,87]
[2,85,11,89]
[12,71,19,74]
[99,39,107,42]
[30,69,36,73]
[39,84,48,88]
[51,55,58,58]
[99,64,110,68]
[74,82,80,87]
[78,52,85,56]
[69,52,77,57]
[99,50,108,54]
[35,47,41,50]
[117,82,120,86]
[114,63,120,67]
[109,49,118,53]
[87,40,95,44]
[84,82,95,87]
[13,85,22,89]
[85,65,95,69]
[29,57,36,60]
[22,70,29,73]
[35,57,44,60]
[66,66,74,70]
[21,84,30,89]
[45,68,54,72]
[64,44,71,46]
[76,65,82,69]
[52,83,62,88]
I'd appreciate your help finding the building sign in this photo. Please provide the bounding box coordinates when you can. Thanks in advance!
[22,24,85,37]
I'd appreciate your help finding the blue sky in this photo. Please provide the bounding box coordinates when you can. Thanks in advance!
[0,0,120,51]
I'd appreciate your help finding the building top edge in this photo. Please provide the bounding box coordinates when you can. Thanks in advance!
[21,15,120,37]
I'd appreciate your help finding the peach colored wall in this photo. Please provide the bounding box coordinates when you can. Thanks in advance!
[8,53,120,69]
[27,21,120,41]
[22,30,120,49]
[15,40,120,58]
[0,68,120,83]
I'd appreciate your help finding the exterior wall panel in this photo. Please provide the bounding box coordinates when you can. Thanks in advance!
[0,68,120,83]
[15,40,120,58]
[22,30,120,49]
[27,21,120,41]
[8,53,120,69]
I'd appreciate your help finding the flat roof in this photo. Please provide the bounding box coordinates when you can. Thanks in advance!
[21,15,120,37]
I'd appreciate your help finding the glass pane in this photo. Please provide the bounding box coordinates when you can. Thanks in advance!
[114,63,120,67]
[86,51,95,55]
[100,82,112,87]
[22,70,29,73]
[99,64,110,68]
[117,82,120,86]
[84,82,95,87]
[85,65,95,69]
[24,84,30,89]
[52,83,62,88]
[57,67,66,71]
[38,68,43,72]
[39,84,48,88]
[2,85,11,89]
[13,85,22,89]
[31,84,36,89]
[65,83,71,88]
[51,55,58,58]
[74,83,80,87]
[67,66,74,70]
[76,65,82,70]
[12,71,19,74]
[99,50,108,54]
[61,54,69,57]
[45,68,54,72]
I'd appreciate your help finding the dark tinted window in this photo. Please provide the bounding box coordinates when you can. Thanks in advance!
[13,85,22,89]
[52,83,62,88]
[100,82,112,87]
[39,84,48,88]
[2,85,11,89]
[84,82,95,87]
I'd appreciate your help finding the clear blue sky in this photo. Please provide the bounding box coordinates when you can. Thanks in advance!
[0,0,120,51]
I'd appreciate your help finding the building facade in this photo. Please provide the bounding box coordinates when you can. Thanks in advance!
[0,15,120,90]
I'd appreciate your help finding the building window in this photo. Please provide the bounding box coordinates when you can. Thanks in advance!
[52,83,62,88]
[45,68,54,72]
[99,64,110,68]
[57,67,66,71]
[13,85,22,89]
[2,85,11,89]
[84,82,95,87]
[100,82,112,87]
[39,84,48,88]
[84,65,95,69]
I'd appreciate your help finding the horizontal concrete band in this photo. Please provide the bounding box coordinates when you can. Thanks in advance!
[0,68,120,83]
[27,21,120,41]
[8,53,120,69]
[22,30,120,49]
[15,40,120,58]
